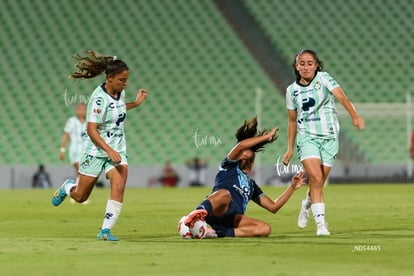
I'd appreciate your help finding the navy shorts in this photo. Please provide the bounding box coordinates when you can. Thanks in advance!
[206,197,243,235]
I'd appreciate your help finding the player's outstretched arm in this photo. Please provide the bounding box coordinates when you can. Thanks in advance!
[332,87,364,130]
[257,172,307,213]
[228,127,278,161]
[126,89,148,110]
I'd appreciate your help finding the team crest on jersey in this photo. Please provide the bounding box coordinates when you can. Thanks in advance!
[93,108,101,114]
[314,81,321,90]
[81,159,90,169]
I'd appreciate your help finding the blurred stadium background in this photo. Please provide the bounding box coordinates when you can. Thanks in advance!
[0,0,413,188]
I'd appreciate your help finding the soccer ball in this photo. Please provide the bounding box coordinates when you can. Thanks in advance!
[178,216,193,239]
[190,219,208,239]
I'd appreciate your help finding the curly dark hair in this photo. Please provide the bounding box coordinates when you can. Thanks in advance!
[292,49,324,82]
[235,116,277,152]
[69,50,129,79]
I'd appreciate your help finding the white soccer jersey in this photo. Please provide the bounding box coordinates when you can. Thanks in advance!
[64,116,87,163]
[84,84,127,157]
[286,71,340,139]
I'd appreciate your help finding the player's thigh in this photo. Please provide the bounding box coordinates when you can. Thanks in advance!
[207,189,232,217]
[234,214,268,228]
[233,215,271,236]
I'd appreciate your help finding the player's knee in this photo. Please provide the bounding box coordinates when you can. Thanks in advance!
[258,223,271,237]
[252,222,271,237]
[308,174,324,187]
[208,189,231,204]
[72,194,89,203]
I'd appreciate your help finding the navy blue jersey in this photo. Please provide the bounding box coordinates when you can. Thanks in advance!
[213,156,264,214]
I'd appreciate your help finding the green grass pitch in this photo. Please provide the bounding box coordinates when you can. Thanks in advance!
[1,184,413,275]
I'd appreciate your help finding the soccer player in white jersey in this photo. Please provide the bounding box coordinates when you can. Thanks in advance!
[59,103,87,176]
[282,49,364,236]
[52,51,148,241]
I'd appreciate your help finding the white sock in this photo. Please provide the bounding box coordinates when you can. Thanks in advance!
[303,191,311,209]
[101,199,123,230]
[64,183,77,197]
[311,203,326,230]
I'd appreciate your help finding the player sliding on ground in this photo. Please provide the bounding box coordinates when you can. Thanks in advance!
[183,117,307,238]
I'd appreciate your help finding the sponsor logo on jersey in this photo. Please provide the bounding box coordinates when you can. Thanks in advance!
[93,108,101,114]
[116,112,126,126]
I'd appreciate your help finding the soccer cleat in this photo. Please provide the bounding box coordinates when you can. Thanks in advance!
[316,227,331,236]
[184,209,208,229]
[297,200,310,229]
[52,178,74,206]
[97,228,119,241]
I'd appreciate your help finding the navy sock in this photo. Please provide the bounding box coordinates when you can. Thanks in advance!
[224,228,235,237]
[196,199,212,215]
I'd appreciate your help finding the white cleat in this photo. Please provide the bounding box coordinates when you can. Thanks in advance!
[316,226,330,236]
[297,200,310,229]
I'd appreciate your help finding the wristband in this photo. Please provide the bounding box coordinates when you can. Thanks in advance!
[60,147,66,153]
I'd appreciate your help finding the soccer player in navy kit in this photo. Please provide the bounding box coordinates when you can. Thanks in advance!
[184,117,306,238]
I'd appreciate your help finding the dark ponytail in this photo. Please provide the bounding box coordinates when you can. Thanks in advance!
[69,50,128,79]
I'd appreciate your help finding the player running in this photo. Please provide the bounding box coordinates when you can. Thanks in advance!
[282,49,364,236]
[59,103,87,178]
[184,117,307,238]
[52,51,148,241]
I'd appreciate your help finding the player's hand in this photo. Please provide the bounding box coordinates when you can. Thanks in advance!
[135,89,148,105]
[108,149,122,164]
[282,150,293,166]
[353,115,365,130]
[59,152,65,161]
[290,171,307,190]
[267,127,279,141]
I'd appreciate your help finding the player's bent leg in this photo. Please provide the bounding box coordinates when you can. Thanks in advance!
[207,189,232,217]
[233,215,271,237]
[70,174,98,203]
[185,189,232,228]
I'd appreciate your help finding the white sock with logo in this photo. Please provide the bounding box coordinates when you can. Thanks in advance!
[311,203,326,230]
[101,199,123,230]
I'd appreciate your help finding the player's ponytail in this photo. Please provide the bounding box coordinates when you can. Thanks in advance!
[235,116,277,153]
[69,50,128,79]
